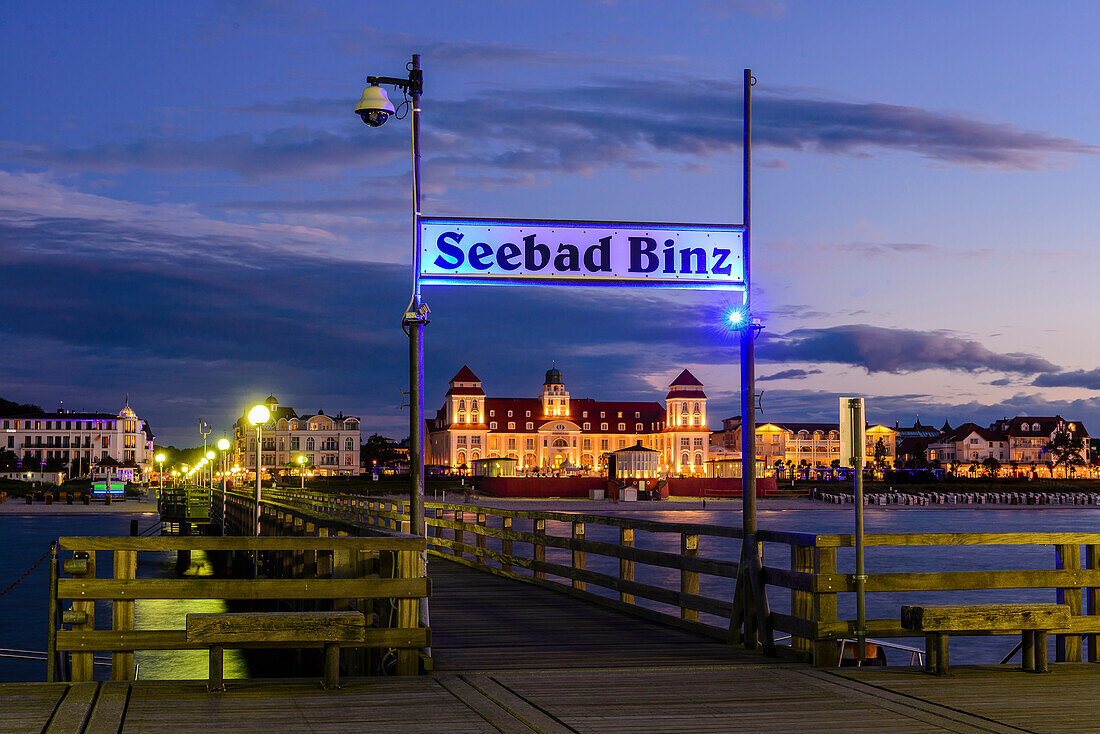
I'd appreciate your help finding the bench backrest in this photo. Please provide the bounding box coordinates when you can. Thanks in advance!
[186,611,366,644]
[901,604,1071,632]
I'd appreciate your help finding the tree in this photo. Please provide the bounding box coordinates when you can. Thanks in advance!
[1008,460,1019,478]
[872,438,889,472]
[361,433,403,469]
[981,456,1000,478]
[1044,427,1085,477]
[0,449,18,472]
[968,460,980,477]
[949,459,962,476]
[44,455,68,473]
[773,459,784,478]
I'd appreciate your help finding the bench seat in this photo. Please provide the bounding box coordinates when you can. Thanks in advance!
[186,611,366,690]
[901,603,1070,675]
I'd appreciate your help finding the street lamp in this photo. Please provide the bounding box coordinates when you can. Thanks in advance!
[205,450,215,489]
[296,455,306,490]
[248,404,270,538]
[354,55,428,545]
[155,452,166,494]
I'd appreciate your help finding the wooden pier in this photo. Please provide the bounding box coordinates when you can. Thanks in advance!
[7,486,1100,731]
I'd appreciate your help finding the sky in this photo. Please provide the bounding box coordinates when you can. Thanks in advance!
[1,1,1098,447]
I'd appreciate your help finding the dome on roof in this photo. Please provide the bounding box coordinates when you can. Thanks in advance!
[265,394,278,405]
[544,365,563,385]
[118,395,136,419]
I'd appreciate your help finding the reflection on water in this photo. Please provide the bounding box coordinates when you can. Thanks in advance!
[134,550,248,681]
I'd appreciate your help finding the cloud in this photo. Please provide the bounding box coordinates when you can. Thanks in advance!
[757,368,823,381]
[10,78,1094,187]
[759,325,1058,374]
[837,242,939,257]
[1033,369,1100,390]
[699,0,788,19]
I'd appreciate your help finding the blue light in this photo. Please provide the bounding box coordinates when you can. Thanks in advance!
[725,308,747,329]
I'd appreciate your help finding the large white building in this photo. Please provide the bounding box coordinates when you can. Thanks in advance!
[1,398,154,480]
[427,365,712,475]
[232,395,361,477]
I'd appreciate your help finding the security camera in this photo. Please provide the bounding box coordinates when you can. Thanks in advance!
[355,83,395,127]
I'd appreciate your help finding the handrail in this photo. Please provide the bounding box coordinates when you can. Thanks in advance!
[50,533,428,682]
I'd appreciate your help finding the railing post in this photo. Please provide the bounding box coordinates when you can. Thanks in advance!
[453,510,464,559]
[533,519,546,579]
[476,513,487,564]
[812,546,838,667]
[1057,543,1082,662]
[791,544,814,658]
[572,522,586,591]
[1088,544,1099,663]
[71,550,96,682]
[619,527,635,604]
[395,549,419,676]
[112,549,137,680]
[501,516,513,573]
[681,533,699,621]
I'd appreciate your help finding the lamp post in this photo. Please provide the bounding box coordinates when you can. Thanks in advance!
[353,55,427,543]
[297,455,306,490]
[155,453,165,495]
[205,450,215,489]
[248,404,270,539]
[217,437,230,528]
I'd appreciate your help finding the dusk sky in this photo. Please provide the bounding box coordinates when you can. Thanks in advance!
[2,1,1098,447]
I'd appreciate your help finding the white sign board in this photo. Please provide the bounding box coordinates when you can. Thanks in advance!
[839,397,866,468]
[419,218,745,290]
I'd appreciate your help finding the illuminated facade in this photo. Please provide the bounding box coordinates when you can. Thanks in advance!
[427,365,711,474]
[711,418,897,470]
[928,416,1089,469]
[233,395,361,477]
[1,398,154,479]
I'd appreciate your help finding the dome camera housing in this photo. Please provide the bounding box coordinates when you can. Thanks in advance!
[355,84,395,127]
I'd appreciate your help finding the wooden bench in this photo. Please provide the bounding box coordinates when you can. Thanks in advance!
[901,603,1071,675]
[185,611,366,691]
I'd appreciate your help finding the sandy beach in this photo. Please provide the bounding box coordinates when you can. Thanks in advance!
[0,493,159,514]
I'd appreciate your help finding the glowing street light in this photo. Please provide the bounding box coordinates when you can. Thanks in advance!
[248,403,271,539]
[155,452,166,493]
[296,455,306,490]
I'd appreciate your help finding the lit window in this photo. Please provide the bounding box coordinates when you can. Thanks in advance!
[635,423,643,432]
[490,422,497,430]
[601,423,608,431]
[618,423,626,431]
[508,422,515,430]
[583,423,590,430]
[526,422,533,430]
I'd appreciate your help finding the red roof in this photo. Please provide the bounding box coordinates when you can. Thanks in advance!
[666,389,707,400]
[446,386,486,396]
[450,365,481,383]
[669,369,703,387]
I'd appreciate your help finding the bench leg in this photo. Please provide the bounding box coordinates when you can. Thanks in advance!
[934,634,949,676]
[323,643,340,689]
[1022,631,1035,672]
[208,645,225,692]
[1035,631,1049,673]
[924,634,936,674]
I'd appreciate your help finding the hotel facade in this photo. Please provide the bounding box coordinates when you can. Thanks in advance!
[710,418,898,470]
[1,399,154,480]
[427,366,712,475]
[232,395,361,477]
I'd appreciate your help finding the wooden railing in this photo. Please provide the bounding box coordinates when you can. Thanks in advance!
[760,531,1100,666]
[50,534,429,682]
[215,489,1100,668]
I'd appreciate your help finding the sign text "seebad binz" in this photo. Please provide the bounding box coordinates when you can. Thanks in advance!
[419,218,745,290]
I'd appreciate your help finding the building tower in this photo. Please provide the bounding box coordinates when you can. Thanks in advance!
[541,363,570,417]
[666,369,706,428]
[446,365,484,425]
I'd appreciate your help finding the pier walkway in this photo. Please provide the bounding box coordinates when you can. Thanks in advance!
[6,559,1100,732]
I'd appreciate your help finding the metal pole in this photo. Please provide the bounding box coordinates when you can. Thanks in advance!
[738,67,757,647]
[403,53,431,660]
[254,425,262,536]
[852,400,867,662]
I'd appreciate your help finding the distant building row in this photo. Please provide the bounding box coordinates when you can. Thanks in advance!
[232,395,361,477]
[1,399,154,481]
[710,414,1090,473]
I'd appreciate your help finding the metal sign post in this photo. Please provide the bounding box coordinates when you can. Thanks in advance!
[840,396,867,663]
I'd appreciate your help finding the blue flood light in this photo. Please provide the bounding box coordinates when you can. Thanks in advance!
[725,307,747,329]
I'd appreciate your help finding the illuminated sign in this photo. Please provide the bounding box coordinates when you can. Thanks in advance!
[420,218,745,290]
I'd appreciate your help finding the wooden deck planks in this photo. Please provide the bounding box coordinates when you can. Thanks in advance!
[837,664,1100,734]
[429,559,754,671]
[0,683,68,734]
